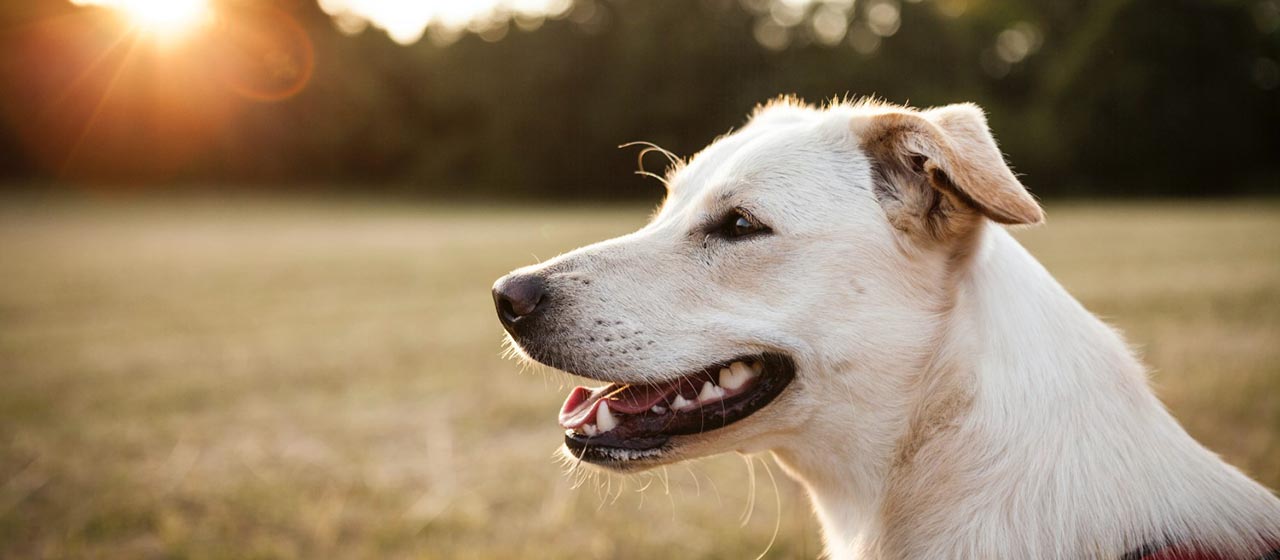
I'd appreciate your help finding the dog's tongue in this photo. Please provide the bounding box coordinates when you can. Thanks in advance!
[558,381,678,429]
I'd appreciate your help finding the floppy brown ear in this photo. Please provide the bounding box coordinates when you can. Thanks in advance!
[853,103,1043,238]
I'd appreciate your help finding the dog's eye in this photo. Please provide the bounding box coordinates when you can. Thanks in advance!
[716,210,770,239]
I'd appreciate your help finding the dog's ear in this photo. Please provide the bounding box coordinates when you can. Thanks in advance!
[853,103,1043,239]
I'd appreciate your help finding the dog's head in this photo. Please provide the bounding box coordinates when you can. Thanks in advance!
[493,99,1041,471]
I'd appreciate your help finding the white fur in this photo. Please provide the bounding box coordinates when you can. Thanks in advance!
[779,222,1280,559]
[501,99,1280,559]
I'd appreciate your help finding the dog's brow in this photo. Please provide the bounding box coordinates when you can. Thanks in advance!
[714,181,754,203]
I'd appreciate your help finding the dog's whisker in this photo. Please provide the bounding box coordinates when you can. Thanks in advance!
[619,140,682,169]
[740,453,758,527]
[663,467,678,524]
[609,474,627,506]
[752,455,782,560]
[704,463,724,509]
[633,170,669,187]
[683,464,701,498]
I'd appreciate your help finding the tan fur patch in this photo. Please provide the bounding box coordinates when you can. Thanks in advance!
[853,106,1043,242]
[893,385,974,469]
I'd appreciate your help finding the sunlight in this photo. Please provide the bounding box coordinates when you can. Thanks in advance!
[72,0,212,39]
[318,0,573,45]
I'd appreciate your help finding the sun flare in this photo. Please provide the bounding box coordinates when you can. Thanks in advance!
[73,0,212,38]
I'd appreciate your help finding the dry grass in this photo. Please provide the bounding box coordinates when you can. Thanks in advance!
[0,197,1276,559]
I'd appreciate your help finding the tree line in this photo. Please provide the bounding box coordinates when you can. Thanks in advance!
[0,0,1276,199]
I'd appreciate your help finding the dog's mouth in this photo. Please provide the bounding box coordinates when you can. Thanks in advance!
[560,353,795,464]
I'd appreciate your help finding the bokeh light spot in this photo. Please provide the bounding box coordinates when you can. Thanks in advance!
[866,0,901,37]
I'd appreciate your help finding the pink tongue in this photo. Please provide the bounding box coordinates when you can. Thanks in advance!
[558,380,681,429]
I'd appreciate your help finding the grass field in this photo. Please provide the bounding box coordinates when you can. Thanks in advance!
[1,197,1277,559]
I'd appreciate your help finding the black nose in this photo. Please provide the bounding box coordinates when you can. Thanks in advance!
[493,273,547,327]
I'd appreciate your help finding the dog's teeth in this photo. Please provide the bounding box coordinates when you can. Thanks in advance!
[698,381,725,402]
[749,360,764,375]
[651,405,666,414]
[715,361,758,393]
[672,394,695,411]
[720,366,747,390]
[597,401,617,432]
[583,424,598,436]
[717,367,736,389]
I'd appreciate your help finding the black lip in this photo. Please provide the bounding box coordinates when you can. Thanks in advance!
[563,353,796,463]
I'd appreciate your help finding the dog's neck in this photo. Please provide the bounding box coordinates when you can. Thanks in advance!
[772,223,1280,560]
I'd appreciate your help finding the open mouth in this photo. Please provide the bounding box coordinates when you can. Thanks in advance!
[560,353,795,463]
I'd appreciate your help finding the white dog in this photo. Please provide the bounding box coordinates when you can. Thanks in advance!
[493,98,1280,559]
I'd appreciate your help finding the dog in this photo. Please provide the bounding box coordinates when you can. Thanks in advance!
[492,98,1280,559]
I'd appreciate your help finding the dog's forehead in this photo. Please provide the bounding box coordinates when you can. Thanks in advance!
[659,107,867,219]
[679,119,821,193]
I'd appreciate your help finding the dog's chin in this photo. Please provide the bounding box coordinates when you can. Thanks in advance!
[556,429,758,474]
[551,353,797,471]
